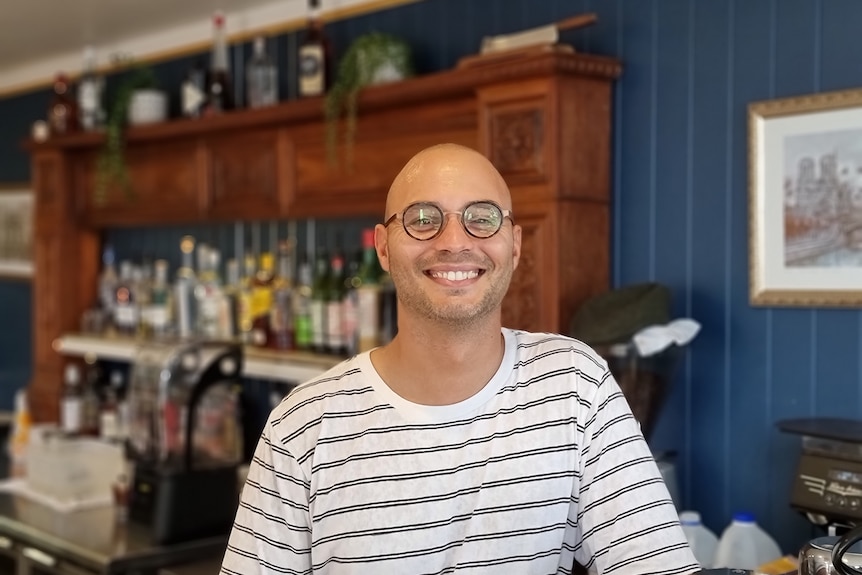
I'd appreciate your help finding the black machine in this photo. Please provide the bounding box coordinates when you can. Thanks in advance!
[778,417,862,532]
[126,340,245,545]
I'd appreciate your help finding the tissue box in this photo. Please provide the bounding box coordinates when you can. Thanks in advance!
[26,434,125,505]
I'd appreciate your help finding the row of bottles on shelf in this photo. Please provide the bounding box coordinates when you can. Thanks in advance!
[46,0,331,136]
[60,361,129,443]
[85,228,397,357]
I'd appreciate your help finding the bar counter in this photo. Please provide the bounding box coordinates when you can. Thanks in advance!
[0,490,225,574]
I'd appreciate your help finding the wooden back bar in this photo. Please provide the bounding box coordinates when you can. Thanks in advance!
[26,48,621,422]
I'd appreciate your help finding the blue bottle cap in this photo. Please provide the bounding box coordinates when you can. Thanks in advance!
[732,511,755,523]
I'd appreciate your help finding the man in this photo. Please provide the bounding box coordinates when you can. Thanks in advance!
[221,143,698,574]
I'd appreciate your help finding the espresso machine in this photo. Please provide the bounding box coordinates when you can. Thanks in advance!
[778,418,862,534]
[126,340,244,545]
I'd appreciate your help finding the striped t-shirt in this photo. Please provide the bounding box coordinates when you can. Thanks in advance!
[221,329,698,575]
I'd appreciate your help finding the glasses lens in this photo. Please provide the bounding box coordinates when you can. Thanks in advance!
[403,203,443,239]
[464,202,503,238]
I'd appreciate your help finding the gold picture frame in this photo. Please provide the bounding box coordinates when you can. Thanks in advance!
[749,88,862,306]
[0,183,34,279]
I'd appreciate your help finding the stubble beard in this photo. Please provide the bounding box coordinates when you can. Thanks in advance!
[389,254,513,331]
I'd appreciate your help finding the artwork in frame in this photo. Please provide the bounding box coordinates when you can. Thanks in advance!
[749,88,862,307]
[0,184,34,279]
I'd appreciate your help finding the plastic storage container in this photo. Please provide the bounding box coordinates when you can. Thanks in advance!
[679,510,718,567]
[712,511,782,570]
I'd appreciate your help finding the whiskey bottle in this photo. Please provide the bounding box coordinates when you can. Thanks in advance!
[298,0,331,97]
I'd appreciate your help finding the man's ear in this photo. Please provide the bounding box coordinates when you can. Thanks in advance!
[374,224,391,272]
[511,224,522,271]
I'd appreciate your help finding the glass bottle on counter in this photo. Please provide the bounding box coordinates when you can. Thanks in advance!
[293,254,313,351]
[60,363,84,436]
[325,250,347,356]
[355,228,382,352]
[298,0,331,97]
[270,240,295,350]
[174,236,198,339]
[309,250,330,353]
[251,252,275,346]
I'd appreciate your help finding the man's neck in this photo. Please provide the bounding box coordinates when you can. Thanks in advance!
[370,319,506,406]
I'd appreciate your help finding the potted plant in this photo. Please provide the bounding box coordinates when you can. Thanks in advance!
[94,63,162,205]
[325,32,413,170]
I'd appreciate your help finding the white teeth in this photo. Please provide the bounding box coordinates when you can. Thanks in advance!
[431,270,479,281]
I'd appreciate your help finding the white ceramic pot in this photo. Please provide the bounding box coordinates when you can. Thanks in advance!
[128,89,168,125]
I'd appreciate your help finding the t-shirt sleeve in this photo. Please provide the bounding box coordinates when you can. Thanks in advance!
[572,364,699,575]
[220,414,313,575]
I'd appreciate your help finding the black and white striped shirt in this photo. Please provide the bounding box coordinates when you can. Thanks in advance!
[221,329,698,575]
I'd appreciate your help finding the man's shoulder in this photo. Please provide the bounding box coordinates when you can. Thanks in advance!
[506,329,608,368]
[269,354,374,425]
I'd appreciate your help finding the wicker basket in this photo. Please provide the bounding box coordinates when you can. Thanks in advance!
[595,343,682,441]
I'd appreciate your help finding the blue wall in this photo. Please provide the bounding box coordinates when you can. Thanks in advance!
[2,0,860,554]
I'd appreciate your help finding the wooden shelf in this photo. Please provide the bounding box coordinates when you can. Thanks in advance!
[26,48,620,422]
[54,333,340,384]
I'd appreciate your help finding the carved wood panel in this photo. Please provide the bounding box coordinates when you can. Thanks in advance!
[78,139,201,226]
[502,206,555,333]
[208,128,288,219]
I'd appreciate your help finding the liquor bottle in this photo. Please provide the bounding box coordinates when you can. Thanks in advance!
[195,243,224,339]
[78,46,105,131]
[48,72,79,135]
[237,254,257,344]
[60,363,84,435]
[181,59,207,118]
[355,228,382,352]
[309,250,330,353]
[292,254,313,351]
[379,269,398,344]
[246,36,278,108]
[298,0,331,97]
[98,244,119,319]
[113,260,139,335]
[342,253,361,356]
[325,251,347,356]
[99,372,121,442]
[224,258,241,339]
[174,236,198,339]
[204,11,235,114]
[147,259,172,338]
[81,362,103,437]
[270,240,295,350]
[251,252,275,346]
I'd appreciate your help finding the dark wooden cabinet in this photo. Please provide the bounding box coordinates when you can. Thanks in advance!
[26,48,621,422]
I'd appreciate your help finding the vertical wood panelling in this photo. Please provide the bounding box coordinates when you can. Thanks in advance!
[726,0,773,534]
[615,0,657,285]
[687,0,733,533]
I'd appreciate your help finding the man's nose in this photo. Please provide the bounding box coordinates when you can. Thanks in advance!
[435,212,471,247]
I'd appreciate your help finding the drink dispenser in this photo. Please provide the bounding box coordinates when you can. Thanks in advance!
[126,340,244,545]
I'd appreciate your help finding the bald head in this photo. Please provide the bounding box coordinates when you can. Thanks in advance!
[385,144,512,219]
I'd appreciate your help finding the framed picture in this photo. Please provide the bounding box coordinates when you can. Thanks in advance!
[0,184,34,279]
[749,88,862,306]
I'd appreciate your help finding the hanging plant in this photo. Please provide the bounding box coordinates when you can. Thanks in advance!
[324,32,413,171]
[94,63,158,205]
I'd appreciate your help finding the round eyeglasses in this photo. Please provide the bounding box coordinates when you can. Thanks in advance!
[384,201,514,241]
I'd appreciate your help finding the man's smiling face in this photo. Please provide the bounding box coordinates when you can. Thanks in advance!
[376,144,521,329]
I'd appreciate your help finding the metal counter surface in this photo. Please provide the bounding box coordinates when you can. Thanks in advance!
[0,492,226,573]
